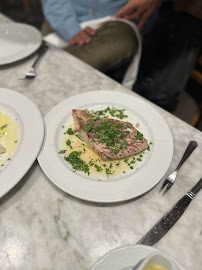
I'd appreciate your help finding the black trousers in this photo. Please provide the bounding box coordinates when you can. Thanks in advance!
[133,5,202,112]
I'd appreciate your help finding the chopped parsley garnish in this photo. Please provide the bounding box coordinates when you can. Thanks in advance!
[89,160,94,166]
[124,158,129,163]
[58,150,67,154]
[60,106,149,177]
[64,151,89,175]
[106,168,112,175]
[89,107,128,119]
[147,145,150,151]
[66,139,72,149]
[94,164,102,172]
[134,131,143,141]
[75,134,84,142]
[0,124,7,130]
[83,119,132,155]
[66,128,74,135]
[14,140,18,143]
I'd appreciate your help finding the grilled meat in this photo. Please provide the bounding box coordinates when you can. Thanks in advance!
[72,110,148,161]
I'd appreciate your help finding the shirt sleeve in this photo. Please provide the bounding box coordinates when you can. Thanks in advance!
[41,0,82,41]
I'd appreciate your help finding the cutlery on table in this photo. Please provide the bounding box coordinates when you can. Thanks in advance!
[19,42,48,79]
[159,140,198,194]
[137,177,202,245]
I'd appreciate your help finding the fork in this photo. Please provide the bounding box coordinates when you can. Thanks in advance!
[20,43,48,79]
[159,140,198,194]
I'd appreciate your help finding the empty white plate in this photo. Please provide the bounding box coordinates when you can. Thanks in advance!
[0,22,42,65]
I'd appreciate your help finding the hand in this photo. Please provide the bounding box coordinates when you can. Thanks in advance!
[68,27,96,46]
[115,0,162,30]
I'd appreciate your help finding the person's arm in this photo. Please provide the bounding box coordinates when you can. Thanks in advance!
[41,0,81,41]
[115,0,162,30]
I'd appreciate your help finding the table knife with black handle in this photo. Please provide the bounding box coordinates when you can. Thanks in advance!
[137,177,202,246]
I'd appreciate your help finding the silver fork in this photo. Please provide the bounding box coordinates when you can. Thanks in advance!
[159,140,198,194]
[19,43,48,79]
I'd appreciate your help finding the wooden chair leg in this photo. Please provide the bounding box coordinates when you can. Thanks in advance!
[22,0,30,13]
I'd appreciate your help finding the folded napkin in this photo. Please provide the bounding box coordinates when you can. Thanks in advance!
[43,16,142,90]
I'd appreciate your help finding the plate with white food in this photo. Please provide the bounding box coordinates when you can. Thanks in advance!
[0,23,42,65]
[0,88,44,198]
[38,91,173,203]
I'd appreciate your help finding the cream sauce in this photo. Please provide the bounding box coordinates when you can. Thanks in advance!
[61,122,147,178]
[143,264,168,270]
[0,110,19,168]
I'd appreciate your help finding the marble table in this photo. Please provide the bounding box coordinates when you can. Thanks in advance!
[0,13,202,270]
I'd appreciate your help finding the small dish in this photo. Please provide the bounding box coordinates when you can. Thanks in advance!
[125,252,174,270]
[90,245,184,270]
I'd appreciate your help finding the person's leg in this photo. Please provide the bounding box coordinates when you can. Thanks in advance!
[65,21,138,76]
[41,20,54,36]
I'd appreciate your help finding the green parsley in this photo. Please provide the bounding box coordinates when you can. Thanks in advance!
[66,139,72,149]
[75,134,84,142]
[89,160,94,166]
[106,168,112,175]
[66,128,74,135]
[94,164,102,172]
[58,150,67,154]
[89,107,128,119]
[64,151,90,175]
[134,131,143,141]
[0,124,7,130]
[83,119,132,155]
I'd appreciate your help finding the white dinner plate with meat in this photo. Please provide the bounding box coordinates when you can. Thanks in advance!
[0,88,44,198]
[38,91,173,203]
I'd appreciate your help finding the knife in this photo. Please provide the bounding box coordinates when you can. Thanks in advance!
[137,177,202,246]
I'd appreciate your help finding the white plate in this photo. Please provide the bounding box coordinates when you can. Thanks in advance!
[90,244,185,270]
[38,91,173,203]
[0,88,44,198]
[0,23,42,65]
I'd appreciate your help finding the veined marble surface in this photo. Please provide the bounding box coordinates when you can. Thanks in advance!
[0,13,202,270]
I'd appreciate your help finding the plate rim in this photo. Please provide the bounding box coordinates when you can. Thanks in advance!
[0,22,42,65]
[0,88,44,198]
[38,90,173,203]
[90,244,185,270]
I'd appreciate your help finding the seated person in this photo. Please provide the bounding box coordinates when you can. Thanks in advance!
[41,0,162,82]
